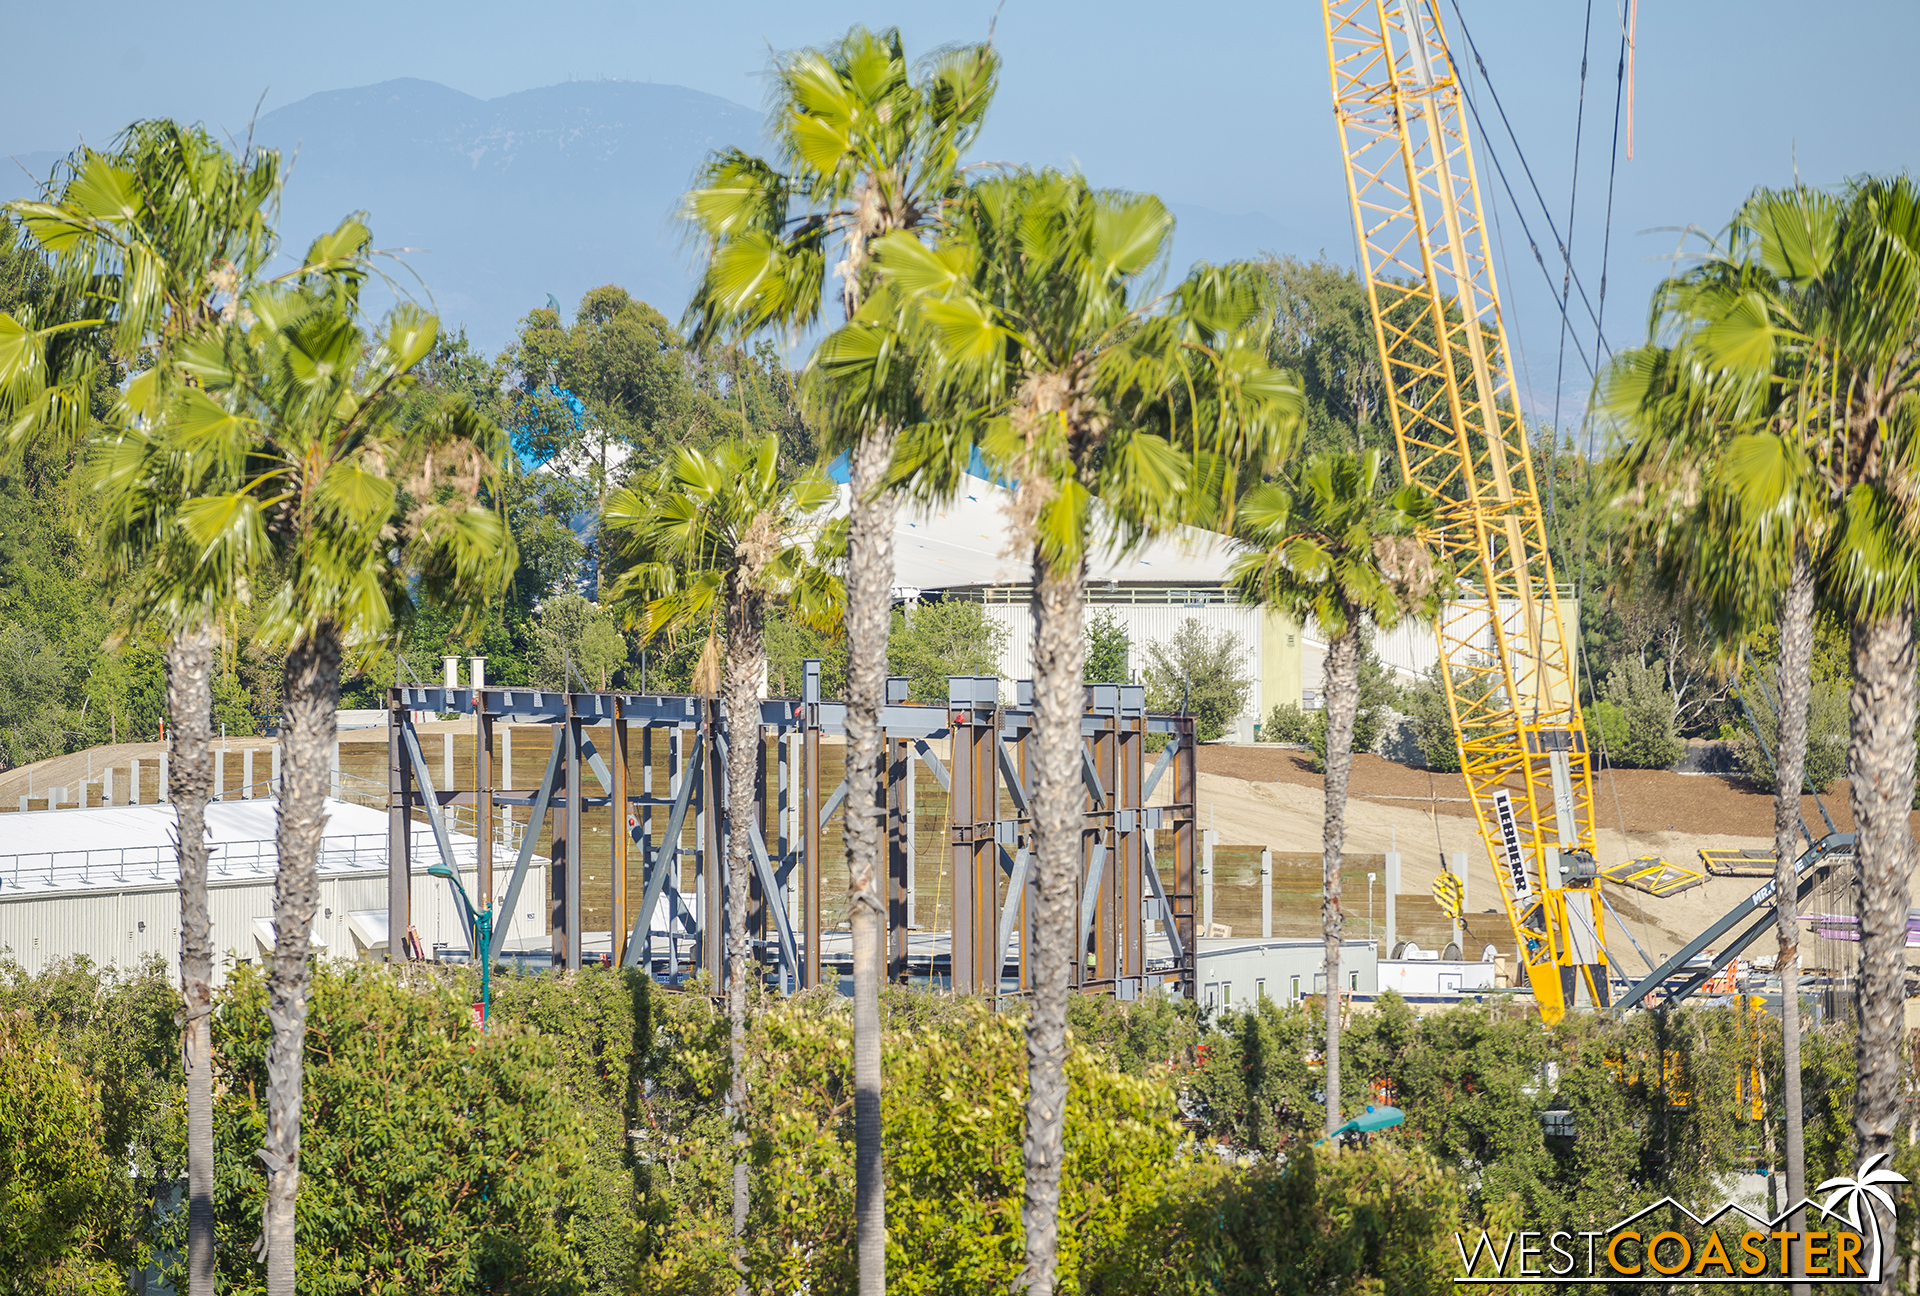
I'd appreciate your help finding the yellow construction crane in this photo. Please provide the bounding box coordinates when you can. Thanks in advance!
[1319,0,1609,1022]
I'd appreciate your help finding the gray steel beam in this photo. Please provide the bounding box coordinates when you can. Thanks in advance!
[489,727,565,960]
[622,732,704,969]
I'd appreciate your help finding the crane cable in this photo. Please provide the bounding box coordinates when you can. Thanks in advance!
[1450,0,1654,969]
[1547,0,1598,532]
[1444,0,1614,372]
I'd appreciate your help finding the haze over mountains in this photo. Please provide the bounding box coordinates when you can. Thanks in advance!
[3,77,1299,353]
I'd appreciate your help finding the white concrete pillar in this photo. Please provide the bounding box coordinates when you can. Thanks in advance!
[1385,850,1400,950]
[442,655,459,688]
[469,658,486,689]
[501,726,512,787]
[159,753,169,802]
[16,795,24,814]
[1202,829,1217,936]
[330,741,341,800]
[243,748,255,800]
[212,748,223,801]
[1260,848,1272,939]
[271,745,281,797]
[130,758,140,806]
[443,731,454,791]
[905,753,916,929]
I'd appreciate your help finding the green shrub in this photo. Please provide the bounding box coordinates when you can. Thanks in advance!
[1725,678,1849,793]
[629,991,1185,1295]
[1589,698,1627,764]
[0,1009,137,1295]
[188,963,591,1296]
[1143,620,1252,741]
[1401,661,1484,772]
[1086,1141,1467,1295]
[1085,609,1132,684]
[1263,701,1314,743]
[1600,659,1684,769]
[889,600,1009,703]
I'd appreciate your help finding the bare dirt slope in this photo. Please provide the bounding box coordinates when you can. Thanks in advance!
[1178,745,1900,962]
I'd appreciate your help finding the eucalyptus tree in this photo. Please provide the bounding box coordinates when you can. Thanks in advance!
[680,29,996,1291]
[3,121,282,1296]
[1228,449,1442,1137]
[176,235,515,1292]
[855,169,1299,1292]
[1603,186,1843,1251]
[602,432,840,1244]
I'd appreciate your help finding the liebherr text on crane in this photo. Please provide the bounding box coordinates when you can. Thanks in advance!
[1319,0,1609,1022]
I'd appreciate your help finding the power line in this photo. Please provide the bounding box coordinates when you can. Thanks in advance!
[1444,0,1614,367]
[1547,0,1597,530]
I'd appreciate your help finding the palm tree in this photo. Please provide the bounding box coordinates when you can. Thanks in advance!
[1228,449,1442,1138]
[861,169,1299,1292]
[680,30,996,1291]
[173,240,515,1293]
[1636,179,1920,1288]
[1603,185,1844,1268]
[1814,187,1920,1263]
[602,433,840,1247]
[4,122,282,1296]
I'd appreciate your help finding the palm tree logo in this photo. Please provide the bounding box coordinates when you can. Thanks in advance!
[1814,1153,1908,1281]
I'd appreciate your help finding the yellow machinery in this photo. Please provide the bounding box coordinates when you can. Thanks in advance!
[1319,0,1610,1022]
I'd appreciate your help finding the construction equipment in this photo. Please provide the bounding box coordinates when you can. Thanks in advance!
[1613,833,1855,1013]
[1431,869,1464,917]
[1320,0,1608,1022]
[1599,855,1705,898]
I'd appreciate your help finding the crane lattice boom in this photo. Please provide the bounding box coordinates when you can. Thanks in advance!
[1320,0,1608,1022]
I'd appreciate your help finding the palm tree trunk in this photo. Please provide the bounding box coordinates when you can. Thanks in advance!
[1022,552,1085,1296]
[723,586,766,1250]
[1848,602,1915,1296]
[262,628,342,1296]
[1772,551,1813,1294]
[1321,625,1360,1139]
[843,424,895,1296]
[167,623,217,1296]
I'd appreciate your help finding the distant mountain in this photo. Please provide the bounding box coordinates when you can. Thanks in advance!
[2,79,1305,356]
[243,78,764,350]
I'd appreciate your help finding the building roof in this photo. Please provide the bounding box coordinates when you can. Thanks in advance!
[0,798,476,899]
[836,472,1239,594]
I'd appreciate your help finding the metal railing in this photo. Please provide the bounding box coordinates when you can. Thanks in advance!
[0,831,482,893]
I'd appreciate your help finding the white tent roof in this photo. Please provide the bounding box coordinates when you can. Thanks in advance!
[0,798,476,897]
[842,474,1238,593]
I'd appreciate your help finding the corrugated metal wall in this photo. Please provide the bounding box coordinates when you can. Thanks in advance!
[977,595,1579,720]
[0,862,547,983]
[982,600,1269,715]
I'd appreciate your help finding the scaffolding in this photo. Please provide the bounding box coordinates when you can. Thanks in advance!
[384,667,1198,1001]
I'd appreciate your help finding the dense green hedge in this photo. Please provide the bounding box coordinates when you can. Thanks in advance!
[0,954,1902,1294]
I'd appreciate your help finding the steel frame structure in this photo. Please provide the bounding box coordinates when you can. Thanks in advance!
[1321,0,1606,1021]
[384,670,1197,1000]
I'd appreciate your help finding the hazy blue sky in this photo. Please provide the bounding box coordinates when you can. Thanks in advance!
[7,1,1915,422]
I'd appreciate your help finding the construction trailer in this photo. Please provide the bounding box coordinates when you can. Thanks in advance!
[385,667,1201,1001]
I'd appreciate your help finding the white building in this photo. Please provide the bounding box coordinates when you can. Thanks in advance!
[1194,936,1380,1013]
[0,798,545,982]
[862,471,1577,733]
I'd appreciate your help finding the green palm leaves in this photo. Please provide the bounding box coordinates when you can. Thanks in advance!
[683,26,997,341]
[1228,448,1447,637]
[602,433,841,649]
[848,169,1303,568]
[162,257,513,652]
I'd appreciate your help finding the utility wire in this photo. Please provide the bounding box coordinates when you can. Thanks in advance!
[1547,0,1597,531]
[1445,0,1613,366]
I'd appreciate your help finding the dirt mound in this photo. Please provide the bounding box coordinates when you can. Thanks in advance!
[1196,744,1888,839]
